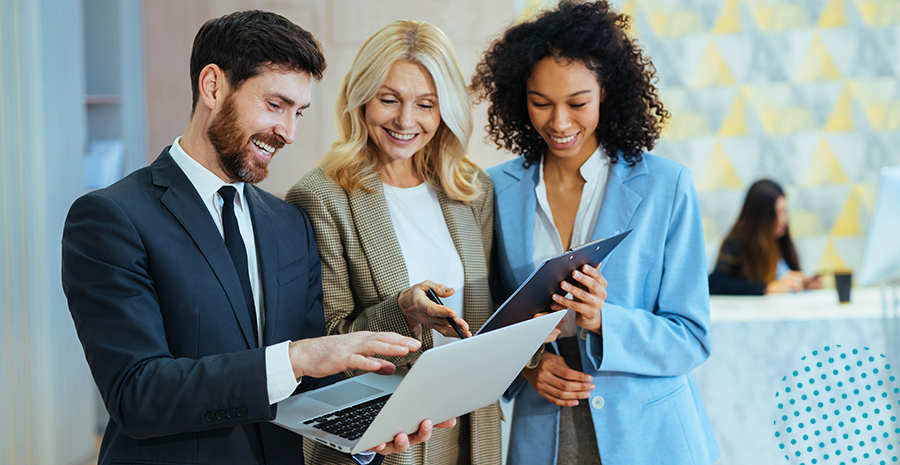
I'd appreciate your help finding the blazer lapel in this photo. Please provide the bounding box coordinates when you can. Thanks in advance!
[590,157,646,272]
[245,186,279,346]
[348,173,410,300]
[437,190,491,330]
[152,150,257,349]
[495,161,540,286]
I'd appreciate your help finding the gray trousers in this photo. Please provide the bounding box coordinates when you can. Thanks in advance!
[556,337,602,464]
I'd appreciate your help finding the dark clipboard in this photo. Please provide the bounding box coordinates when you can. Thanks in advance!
[476,229,632,335]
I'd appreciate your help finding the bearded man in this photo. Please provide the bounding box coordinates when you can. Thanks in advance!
[61,10,448,465]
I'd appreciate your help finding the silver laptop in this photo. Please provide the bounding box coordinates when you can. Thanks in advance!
[271,311,565,454]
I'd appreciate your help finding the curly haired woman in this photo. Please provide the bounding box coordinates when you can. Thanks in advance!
[471,1,719,463]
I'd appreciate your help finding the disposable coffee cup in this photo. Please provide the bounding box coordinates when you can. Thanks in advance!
[834,271,852,304]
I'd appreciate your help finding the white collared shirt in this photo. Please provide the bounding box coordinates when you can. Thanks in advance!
[169,137,298,404]
[533,145,610,338]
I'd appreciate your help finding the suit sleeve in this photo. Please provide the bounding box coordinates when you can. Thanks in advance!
[586,167,712,377]
[62,193,271,440]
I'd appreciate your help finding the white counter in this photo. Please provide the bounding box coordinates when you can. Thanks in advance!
[709,287,891,323]
[694,286,900,464]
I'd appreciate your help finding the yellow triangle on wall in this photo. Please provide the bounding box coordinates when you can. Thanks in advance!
[747,4,775,32]
[719,93,749,136]
[758,108,781,134]
[824,89,855,131]
[802,139,849,186]
[668,10,708,37]
[712,0,742,34]
[696,143,743,191]
[884,101,900,130]
[851,184,878,213]
[770,3,813,31]
[818,0,849,28]
[647,11,669,37]
[831,195,863,236]
[854,0,879,26]
[692,41,736,87]
[817,240,847,271]
[847,80,897,130]
[661,111,713,140]
[796,35,842,82]
[777,106,819,134]
[788,209,826,238]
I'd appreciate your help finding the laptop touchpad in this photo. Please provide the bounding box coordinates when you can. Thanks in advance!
[308,381,384,407]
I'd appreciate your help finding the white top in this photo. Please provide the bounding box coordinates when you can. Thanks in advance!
[383,182,465,348]
[533,146,611,338]
[169,137,297,404]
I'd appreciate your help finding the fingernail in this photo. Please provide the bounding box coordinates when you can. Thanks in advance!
[552,294,560,300]
[573,270,581,278]
[589,384,595,390]
[561,282,570,289]
[585,375,593,381]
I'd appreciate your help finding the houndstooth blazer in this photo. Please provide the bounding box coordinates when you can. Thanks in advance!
[285,166,502,465]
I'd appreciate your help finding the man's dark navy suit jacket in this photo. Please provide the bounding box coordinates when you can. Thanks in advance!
[62,149,341,465]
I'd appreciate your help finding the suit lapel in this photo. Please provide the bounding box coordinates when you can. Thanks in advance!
[152,150,257,349]
[590,157,645,272]
[495,161,540,286]
[348,173,410,300]
[245,186,279,346]
[437,189,491,329]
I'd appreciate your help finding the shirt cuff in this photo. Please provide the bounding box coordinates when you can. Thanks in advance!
[266,340,300,405]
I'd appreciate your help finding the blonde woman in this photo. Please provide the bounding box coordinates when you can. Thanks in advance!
[286,21,500,465]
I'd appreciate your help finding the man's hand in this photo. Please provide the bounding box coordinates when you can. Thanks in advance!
[551,264,607,334]
[521,352,594,407]
[288,332,421,380]
[367,418,458,455]
[398,281,471,339]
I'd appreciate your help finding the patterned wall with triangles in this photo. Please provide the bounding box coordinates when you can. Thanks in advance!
[520,0,900,276]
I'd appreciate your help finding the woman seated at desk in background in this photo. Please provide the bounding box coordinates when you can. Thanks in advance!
[709,179,822,295]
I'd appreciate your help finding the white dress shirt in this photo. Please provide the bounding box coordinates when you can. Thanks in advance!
[169,137,298,404]
[383,182,466,347]
[533,146,610,338]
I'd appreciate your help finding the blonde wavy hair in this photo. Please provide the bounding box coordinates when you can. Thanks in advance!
[320,20,480,202]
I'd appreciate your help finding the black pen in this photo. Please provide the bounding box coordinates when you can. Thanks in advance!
[425,288,467,339]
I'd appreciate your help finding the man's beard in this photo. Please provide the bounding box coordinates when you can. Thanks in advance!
[207,94,284,184]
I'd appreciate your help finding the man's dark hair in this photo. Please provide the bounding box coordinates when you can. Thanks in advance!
[190,10,326,114]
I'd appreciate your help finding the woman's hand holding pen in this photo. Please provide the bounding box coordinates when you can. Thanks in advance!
[551,264,607,335]
[398,281,471,340]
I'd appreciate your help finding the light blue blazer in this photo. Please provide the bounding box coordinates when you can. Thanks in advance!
[488,153,720,465]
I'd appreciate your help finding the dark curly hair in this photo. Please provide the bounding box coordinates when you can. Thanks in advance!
[470,0,668,166]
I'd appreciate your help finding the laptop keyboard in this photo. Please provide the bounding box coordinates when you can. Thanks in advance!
[303,394,392,441]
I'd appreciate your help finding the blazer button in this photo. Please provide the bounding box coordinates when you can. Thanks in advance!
[203,413,215,422]
[591,396,605,410]
[226,408,236,419]
[580,327,588,341]
[215,410,226,420]
[236,407,248,418]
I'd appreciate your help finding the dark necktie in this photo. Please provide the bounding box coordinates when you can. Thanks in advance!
[219,186,259,345]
